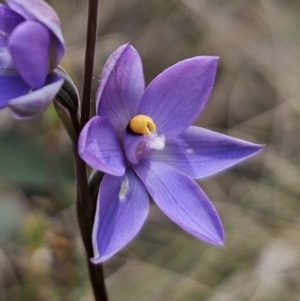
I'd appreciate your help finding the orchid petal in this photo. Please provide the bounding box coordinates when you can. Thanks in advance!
[9,21,51,89]
[134,160,224,245]
[151,126,264,179]
[96,44,145,137]
[7,73,63,119]
[139,57,218,139]
[6,0,65,66]
[92,169,149,263]
[0,4,24,36]
[0,75,30,109]
[78,116,127,176]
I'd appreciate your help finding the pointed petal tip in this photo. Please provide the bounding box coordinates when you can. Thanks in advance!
[195,222,225,246]
[192,55,219,66]
[124,41,132,48]
[205,55,219,62]
[218,241,225,248]
[115,42,139,60]
[205,56,219,72]
[90,246,123,264]
[90,257,102,265]
[125,42,139,53]
[90,254,111,265]
[256,143,266,151]
[246,142,265,156]
[118,42,135,51]
[209,239,225,248]
[207,240,224,247]
[236,141,265,158]
[206,231,225,246]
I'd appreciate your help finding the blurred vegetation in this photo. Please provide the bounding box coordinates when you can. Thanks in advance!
[1,0,300,300]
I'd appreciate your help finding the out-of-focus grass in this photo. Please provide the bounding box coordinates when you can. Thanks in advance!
[0,0,300,300]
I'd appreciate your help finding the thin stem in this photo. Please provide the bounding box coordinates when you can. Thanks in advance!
[80,0,99,130]
[75,0,109,300]
[74,151,108,301]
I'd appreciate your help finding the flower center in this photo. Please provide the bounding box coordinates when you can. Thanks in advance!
[129,114,165,152]
[129,114,156,136]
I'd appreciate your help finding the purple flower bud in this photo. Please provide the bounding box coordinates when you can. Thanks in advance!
[0,0,65,119]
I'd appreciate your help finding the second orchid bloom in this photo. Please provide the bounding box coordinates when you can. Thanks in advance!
[0,0,65,118]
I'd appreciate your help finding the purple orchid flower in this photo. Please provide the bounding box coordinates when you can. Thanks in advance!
[0,0,65,119]
[78,44,263,263]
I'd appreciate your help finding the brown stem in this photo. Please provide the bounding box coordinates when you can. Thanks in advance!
[74,150,108,301]
[55,2,108,295]
[80,0,99,131]
[75,0,108,299]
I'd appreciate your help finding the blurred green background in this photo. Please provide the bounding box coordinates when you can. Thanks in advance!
[1,0,300,300]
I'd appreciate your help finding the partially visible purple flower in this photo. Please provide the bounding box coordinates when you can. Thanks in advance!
[78,44,263,263]
[0,0,65,119]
